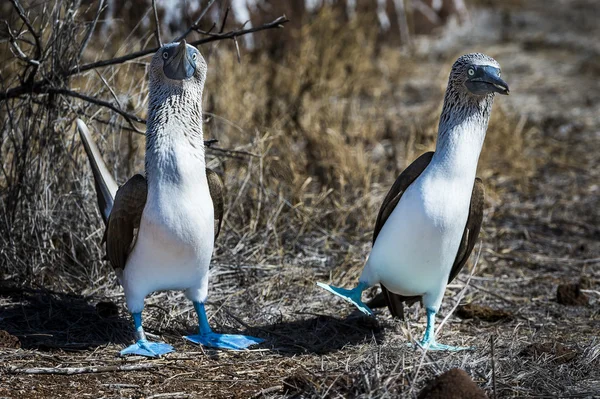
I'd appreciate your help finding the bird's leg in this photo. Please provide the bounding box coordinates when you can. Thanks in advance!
[184,302,264,350]
[120,312,174,357]
[416,308,471,351]
[316,281,374,316]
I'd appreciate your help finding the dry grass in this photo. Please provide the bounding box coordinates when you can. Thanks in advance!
[1,0,600,398]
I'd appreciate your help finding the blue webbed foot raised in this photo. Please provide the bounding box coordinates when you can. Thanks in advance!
[120,339,174,357]
[184,333,263,350]
[316,281,374,316]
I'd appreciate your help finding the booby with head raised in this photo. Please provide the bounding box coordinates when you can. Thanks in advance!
[77,40,263,357]
[318,53,509,351]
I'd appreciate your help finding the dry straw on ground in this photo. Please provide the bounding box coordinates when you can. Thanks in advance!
[1,0,599,398]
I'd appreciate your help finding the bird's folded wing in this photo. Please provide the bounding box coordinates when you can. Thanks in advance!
[372,152,435,243]
[371,151,434,319]
[104,174,148,270]
[206,168,224,239]
[447,177,485,283]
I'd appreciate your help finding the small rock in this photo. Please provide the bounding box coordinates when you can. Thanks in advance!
[0,330,21,349]
[96,301,119,318]
[557,284,589,306]
[456,303,513,322]
[418,368,488,399]
[520,342,577,364]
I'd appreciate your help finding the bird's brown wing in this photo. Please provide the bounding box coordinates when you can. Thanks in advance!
[447,177,485,283]
[372,152,434,243]
[370,152,434,320]
[206,168,224,239]
[103,174,147,271]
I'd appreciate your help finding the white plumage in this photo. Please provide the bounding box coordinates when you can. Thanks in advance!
[361,119,484,312]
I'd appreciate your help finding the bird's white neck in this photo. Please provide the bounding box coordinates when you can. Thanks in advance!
[145,87,206,188]
[431,93,493,180]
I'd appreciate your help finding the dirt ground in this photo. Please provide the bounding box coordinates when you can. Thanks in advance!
[1,0,599,398]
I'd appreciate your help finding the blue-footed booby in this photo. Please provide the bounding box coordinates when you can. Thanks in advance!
[318,53,509,351]
[77,40,262,357]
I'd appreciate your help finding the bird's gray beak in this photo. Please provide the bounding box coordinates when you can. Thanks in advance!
[466,66,510,96]
[163,40,196,81]
[485,73,510,95]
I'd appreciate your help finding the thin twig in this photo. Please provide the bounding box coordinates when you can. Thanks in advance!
[152,0,163,47]
[175,0,216,42]
[220,7,231,33]
[233,37,242,64]
[147,393,190,399]
[94,70,144,133]
[206,146,258,158]
[9,363,159,375]
[77,0,105,65]
[51,87,146,124]
[250,386,283,398]
[9,0,42,61]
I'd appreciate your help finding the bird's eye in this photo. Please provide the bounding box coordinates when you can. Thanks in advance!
[162,51,169,60]
[468,68,475,76]
[192,53,198,61]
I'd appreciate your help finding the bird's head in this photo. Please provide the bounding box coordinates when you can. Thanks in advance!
[149,40,207,89]
[451,53,509,97]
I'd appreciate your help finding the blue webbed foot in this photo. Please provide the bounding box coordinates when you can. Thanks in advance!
[412,308,473,351]
[120,339,174,357]
[184,332,263,350]
[415,339,473,352]
[316,282,374,316]
[186,302,264,350]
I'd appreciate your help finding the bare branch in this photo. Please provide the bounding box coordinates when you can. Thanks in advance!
[9,0,42,62]
[0,16,290,102]
[4,21,39,66]
[69,16,289,76]
[206,146,258,159]
[51,87,146,124]
[175,0,216,42]
[152,0,162,46]
[220,7,231,33]
[9,363,159,375]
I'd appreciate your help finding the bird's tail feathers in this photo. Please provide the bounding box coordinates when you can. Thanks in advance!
[76,119,118,225]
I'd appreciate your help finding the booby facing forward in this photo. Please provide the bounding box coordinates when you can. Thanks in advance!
[318,53,509,351]
[78,40,263,357]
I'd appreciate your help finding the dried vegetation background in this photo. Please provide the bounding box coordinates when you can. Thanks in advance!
[0,0,599,398]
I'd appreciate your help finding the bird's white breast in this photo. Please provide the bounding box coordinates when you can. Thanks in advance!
[122,136,214,310]
[362,163,474,298]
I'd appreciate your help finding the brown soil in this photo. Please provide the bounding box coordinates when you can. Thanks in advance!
[456,304,514,322]
[0,330,20,349]
[418,368,488,399]
[520,342,578,365]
